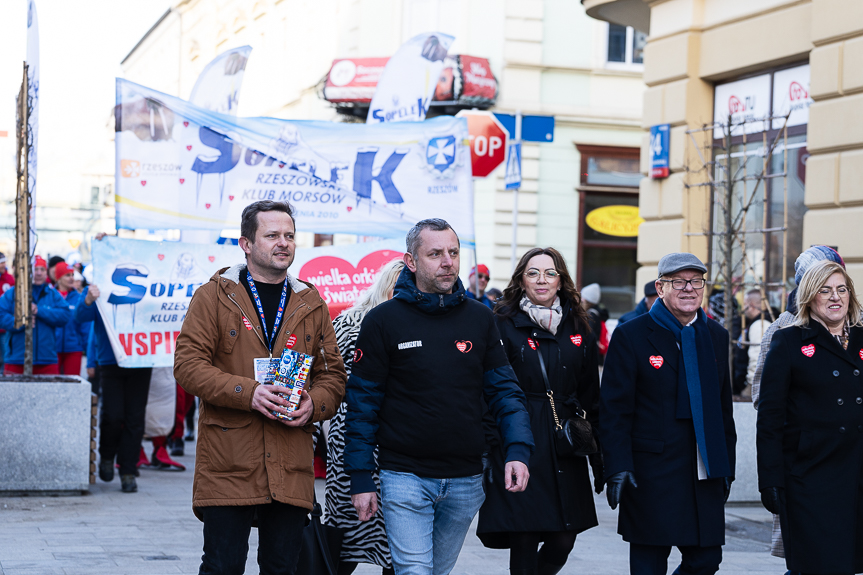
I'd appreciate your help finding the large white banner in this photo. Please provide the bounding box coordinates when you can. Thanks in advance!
[26,0,39,251]
[189,45,251,115]
[92,237,404,367]
[367,32,454,124]
[115,79,474,244]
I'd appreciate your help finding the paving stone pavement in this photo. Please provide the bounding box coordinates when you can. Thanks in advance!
[0,438,786,575]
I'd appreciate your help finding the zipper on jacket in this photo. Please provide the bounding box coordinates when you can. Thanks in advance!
[439,294,444,307]
[319,335,329,372]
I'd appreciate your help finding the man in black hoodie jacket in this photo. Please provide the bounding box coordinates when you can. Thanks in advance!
[345,218,534,575]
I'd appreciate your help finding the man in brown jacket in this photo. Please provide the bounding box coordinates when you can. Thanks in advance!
[174,200,346,575]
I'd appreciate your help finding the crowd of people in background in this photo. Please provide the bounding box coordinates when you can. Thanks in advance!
[3,202,860,575]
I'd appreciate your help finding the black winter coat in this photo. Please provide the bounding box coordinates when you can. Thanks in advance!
[477,302,600,547]
[757,321,863,575]
[599,312,736,547]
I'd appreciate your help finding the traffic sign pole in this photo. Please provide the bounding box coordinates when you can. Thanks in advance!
[510,110,522,272]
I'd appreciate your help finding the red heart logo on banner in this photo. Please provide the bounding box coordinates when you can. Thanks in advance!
[228,195,235,201]
[140,180,147,186]
[346,206,353,212]
[205,203,211,209]
[278,163,285,168]
[801,344,815,357]
[527,338,536,350]
[298,250,405,319]
[286,334,297,349]
[455,340,473,353]
[208,256,215,263]
[179,178,185,184]
[649,355,663,369]
[157,254,165,261]
[183,121,189,127]
[571,334,582,346]
[186,145,192,151]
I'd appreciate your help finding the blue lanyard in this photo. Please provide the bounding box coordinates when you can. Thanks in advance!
[247,271,289,352]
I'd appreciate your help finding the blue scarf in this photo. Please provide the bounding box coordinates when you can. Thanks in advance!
[649,298,730,479]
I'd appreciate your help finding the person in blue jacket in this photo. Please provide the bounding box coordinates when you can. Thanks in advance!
[76,236,152,493]
[53,261,91,376]
[0,255,72,375]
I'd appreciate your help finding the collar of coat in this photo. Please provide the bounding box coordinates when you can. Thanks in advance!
[218,263,309,294]
[798,319,863,368]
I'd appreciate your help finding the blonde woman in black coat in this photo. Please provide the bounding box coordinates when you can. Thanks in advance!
[757,260,863,575]
[477,247,603,575]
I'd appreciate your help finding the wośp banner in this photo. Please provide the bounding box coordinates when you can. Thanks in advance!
[367,32,454,124]
[294,239,403,319]
[92,237,403,367]
[115,79,474,244]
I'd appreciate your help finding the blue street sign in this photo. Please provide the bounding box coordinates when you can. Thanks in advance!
[650,124,670,179]
[505,141,522,190]
[216,236,239,245]
[493,114,554,142]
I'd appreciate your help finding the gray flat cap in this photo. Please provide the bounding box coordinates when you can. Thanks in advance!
[657,252,707,277]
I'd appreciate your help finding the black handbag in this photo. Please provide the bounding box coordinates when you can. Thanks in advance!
[535,343,598,458]
[295,497,344,575]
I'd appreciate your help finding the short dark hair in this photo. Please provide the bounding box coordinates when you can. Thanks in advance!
[240,201,295,242]
[405,218,458,257]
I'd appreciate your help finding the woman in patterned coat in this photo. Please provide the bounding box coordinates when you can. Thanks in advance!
[324,259,404,575]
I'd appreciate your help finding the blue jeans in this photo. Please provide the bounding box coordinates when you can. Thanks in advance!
[380,470,485,575]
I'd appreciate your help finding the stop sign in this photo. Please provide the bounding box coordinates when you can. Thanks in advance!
[456,110,509,178]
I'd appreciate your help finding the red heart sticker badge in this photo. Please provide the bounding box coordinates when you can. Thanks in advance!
[208,255,215,263]
[649,355,664,369]
[242,316,253,330]
[183,121,189,127]
[860,349,863,361]
[571,334,582,346]
[186,145,192,151]
[286,334,297,349]
[527,338,536,350]
[455,340,473,353]
[354,349,363,363]
[157,254,165,261]
[205,203,211,209]
[140,180,147,186]
[801,344,815,357]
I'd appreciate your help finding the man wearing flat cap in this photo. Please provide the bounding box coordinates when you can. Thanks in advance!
[599,252,736,575]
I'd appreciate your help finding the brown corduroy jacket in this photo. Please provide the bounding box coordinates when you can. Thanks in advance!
[174,263,345,519]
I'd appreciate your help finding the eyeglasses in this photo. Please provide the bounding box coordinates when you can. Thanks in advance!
[818,286,849,298]
[524,269,559,281]
[476,274,489,280]
[660,278,706,290]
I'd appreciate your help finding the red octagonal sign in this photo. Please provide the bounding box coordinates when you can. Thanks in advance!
[456,110,509,178]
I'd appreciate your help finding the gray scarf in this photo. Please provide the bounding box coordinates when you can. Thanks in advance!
[519,294,563,335]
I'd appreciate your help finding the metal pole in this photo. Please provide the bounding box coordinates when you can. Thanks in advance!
[509,110,522,272]
[14,62,33,376]
[724,116,734,375]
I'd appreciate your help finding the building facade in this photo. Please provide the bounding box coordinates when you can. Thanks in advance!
[121,0,647,315]
[584,0,863,307]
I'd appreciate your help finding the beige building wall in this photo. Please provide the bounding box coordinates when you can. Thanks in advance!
[586,0,863,289]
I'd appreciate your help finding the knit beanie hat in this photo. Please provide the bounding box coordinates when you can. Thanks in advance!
[794,246,844,286]
[581,283,601,305]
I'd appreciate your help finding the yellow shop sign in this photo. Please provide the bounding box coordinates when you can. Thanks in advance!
[585,205,644,237]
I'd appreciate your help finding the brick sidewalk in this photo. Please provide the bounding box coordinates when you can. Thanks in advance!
[0,439,786,575]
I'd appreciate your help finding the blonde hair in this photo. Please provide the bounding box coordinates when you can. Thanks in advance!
[793,260,863,328]
[341,258,405,322]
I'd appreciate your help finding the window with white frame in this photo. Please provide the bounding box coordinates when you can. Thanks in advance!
[605,23,646,68]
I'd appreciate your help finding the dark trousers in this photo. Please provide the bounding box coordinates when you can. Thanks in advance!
[630,543,722,575]
[99,364,151,476]
[199,501,307,575]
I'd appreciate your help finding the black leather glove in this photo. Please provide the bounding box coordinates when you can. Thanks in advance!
[588,453,605,494]
[606,471,637,510]
[760,486,783,514]
[481,452,492,486]
[723,478,733,503]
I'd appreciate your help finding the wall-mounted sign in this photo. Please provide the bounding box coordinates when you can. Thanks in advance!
[585,205,644,237]
[713,74,771,138]
[772,64,812,130]
[649,124,670,178]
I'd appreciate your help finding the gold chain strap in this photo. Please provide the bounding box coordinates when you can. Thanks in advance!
[546,390,563,430]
